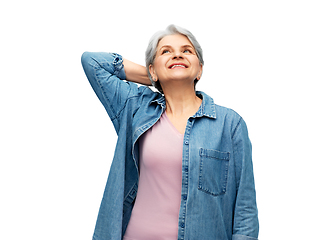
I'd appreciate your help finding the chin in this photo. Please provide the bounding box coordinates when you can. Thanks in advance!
[169,74,194,81]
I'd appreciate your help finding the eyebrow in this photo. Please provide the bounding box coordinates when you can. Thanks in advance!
[159,44,194,50]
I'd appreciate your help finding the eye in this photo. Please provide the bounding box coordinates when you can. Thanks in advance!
[183,49,192,53]
[162,49,170,54]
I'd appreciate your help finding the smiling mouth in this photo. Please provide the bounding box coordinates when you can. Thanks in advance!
[169,64,188,69]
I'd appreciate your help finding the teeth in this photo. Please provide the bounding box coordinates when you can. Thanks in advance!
[171,65,186,69]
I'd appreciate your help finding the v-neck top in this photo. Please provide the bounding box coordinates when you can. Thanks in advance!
[123,111,184,240]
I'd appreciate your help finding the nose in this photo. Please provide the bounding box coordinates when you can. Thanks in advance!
[172,51,184,59]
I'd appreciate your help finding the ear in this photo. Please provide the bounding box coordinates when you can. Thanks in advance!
[196,64,203,81]
[149,64,158,82]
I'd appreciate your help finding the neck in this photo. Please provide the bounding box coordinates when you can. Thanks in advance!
[163,84,202,117]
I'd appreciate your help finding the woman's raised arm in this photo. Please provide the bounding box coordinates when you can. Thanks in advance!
[81,52,151,133]
[123,58,152,86]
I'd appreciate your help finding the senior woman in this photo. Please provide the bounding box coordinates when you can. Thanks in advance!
[81,25,259,240]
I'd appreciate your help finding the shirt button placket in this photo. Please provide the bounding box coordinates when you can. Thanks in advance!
[178,120,192,240]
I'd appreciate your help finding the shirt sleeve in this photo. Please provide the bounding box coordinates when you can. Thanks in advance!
[232,118,259,240]
[81,52,138,133]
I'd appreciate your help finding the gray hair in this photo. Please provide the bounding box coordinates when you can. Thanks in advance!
[145,24,204,93]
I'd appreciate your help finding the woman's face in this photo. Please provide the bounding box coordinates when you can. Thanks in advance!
[149,34,202,89]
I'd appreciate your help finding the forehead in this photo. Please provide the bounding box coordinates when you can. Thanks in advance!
[157,34,193,49]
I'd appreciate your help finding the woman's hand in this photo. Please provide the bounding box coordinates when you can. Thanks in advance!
[123,59,152,86]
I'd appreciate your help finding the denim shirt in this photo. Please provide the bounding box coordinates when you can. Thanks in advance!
[81,52,259,240]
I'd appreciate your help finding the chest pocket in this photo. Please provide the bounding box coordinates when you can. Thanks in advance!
[198,148,230,196]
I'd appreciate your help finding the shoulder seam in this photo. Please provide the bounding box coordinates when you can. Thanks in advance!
[231,116,243,139]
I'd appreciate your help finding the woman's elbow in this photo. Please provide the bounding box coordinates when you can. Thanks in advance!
[81,51,92,68]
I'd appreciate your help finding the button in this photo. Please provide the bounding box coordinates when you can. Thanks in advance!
[180,222,185,228]
[184,167,188,172]
[184,140,189,145]
[183,195,187,200]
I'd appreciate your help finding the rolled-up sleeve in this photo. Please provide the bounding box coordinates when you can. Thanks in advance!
[232,118,259,240]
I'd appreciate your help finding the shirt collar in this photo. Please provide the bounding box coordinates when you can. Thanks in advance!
[194,91,217,119]
[152,91,216,119]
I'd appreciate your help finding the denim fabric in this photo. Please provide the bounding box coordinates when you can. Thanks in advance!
[81,52,259,240]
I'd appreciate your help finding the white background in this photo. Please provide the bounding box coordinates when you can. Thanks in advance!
[1,0,317,239]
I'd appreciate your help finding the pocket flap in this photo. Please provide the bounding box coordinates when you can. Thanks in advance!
[199,148,230,161]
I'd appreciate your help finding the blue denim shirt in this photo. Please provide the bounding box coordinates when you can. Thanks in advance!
[81,52,259,240]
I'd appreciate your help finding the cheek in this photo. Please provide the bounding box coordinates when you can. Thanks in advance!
[153,58,167,75]
[154,57,166,68]
[191,57,201,67]
[191,58,202,72]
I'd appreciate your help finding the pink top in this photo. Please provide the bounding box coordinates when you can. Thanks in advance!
[123,111,183,240]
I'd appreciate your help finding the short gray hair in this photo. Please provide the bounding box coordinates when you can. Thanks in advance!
[145,24,204,93]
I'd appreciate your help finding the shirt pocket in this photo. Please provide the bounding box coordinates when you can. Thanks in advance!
[198,148,230,196]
